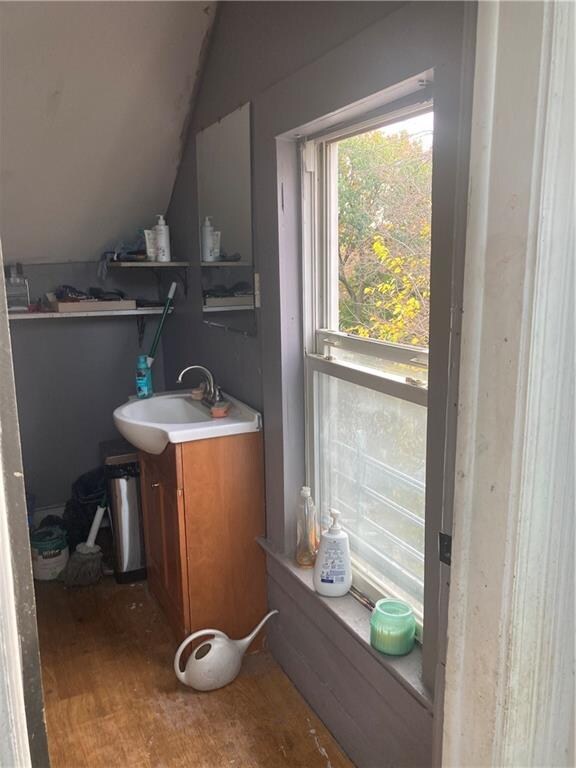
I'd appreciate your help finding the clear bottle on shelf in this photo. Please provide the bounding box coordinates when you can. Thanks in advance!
[296,486,320,568]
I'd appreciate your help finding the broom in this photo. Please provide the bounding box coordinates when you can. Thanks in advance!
[147,281,177,368]
[63,496,107,587]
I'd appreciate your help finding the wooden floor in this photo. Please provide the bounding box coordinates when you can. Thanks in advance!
[36,578,354,768]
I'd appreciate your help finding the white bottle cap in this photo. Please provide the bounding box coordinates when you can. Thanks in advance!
[157,215,166,226]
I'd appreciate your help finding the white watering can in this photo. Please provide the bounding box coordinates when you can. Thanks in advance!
[174,610,278,691]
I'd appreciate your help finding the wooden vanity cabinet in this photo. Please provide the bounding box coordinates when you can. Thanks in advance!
[139,432,266,642]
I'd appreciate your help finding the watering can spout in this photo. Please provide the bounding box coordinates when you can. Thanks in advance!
[235,610,279,654]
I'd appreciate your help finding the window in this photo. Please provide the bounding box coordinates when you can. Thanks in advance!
[303,102,433,628]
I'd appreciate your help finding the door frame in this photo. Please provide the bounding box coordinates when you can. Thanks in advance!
[442,1,575,765]
[0,240,50,767]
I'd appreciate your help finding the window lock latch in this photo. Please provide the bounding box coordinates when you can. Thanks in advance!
[438,532,452,566]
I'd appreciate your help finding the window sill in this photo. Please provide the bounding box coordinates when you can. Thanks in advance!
[258,538,433,712]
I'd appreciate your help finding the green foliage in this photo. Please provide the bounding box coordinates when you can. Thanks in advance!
[337,126,432,346]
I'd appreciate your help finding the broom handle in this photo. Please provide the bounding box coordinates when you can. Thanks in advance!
[86,504,106,548]
[149,282,177,361]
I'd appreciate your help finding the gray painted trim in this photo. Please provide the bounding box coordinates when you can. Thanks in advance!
[421,3,477,692]
[429,3,478,762]
[0,265,50,765]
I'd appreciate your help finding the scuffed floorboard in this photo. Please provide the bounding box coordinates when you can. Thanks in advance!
[36,578,354,768]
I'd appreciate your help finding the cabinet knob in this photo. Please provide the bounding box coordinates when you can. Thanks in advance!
[151,482,160,488]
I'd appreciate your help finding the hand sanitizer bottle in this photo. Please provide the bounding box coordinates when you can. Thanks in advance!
[313,510,352,597]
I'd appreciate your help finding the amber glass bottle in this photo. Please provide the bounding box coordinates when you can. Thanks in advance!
[296,486,320,567]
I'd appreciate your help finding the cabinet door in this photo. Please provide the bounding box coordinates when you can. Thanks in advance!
[139,445,190,639]
[181,432,267,642]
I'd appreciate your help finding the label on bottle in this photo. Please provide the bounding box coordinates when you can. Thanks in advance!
[136,369,152,398]
[319,540,347,584]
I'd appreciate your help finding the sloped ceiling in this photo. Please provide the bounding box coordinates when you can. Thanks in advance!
[0,1,215,264]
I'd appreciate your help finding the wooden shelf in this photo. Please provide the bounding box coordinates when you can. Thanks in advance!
[9,308,171,321]
[202,305,254,313]
[107,260,190,295]
[108,261,191,268]
[200,261,251,268]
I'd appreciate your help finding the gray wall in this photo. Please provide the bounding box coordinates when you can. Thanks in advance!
[164,1,402,408]
[9,262,166,507]
[165,3,473,765]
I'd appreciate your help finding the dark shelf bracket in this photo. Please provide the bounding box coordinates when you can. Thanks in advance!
[136,316,147,347]
[151,266,188,298]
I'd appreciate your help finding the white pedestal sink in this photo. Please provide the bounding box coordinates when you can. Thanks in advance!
[113,391,261,454]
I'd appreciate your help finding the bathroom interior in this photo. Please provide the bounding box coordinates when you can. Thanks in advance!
[1,2,573,768]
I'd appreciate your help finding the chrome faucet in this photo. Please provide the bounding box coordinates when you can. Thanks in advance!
[176,365,223,407]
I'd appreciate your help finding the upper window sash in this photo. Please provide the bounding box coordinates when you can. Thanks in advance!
[302,99,434,361]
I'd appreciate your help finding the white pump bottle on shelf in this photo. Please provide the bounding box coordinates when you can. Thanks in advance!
[155,214,171,262]
[313,510,352,597]
[201,216,215,262]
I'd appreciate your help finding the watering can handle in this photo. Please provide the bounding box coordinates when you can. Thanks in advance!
[174,629,228,680]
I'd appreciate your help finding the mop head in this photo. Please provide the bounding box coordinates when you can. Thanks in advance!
[63,543,103,587]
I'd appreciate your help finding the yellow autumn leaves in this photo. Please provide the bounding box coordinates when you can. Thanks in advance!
[345,237,429,345]
[337,127,432,346]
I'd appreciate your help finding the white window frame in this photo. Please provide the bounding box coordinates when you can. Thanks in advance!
[302,99,433,630]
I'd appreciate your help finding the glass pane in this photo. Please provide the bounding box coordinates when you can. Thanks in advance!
[315,372,427,614]
[335,111,433,347]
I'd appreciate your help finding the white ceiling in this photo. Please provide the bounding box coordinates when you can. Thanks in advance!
[0,1,215,264]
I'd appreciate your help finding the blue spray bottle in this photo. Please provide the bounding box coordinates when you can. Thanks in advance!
[136,355,153,399]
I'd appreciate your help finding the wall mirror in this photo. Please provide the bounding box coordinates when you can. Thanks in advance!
[196,102,256,336]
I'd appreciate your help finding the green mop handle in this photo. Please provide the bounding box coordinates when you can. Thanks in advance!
[148,282,177,365]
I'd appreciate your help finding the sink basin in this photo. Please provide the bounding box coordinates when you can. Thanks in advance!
[113,391,261,455]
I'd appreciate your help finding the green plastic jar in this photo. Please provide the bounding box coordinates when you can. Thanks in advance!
[370,598,416,656]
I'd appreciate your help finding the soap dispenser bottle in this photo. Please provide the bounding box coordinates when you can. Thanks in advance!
[155,215,171,262]
[313,510,352,597]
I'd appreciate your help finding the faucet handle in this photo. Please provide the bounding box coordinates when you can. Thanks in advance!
[213,386,224,403]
